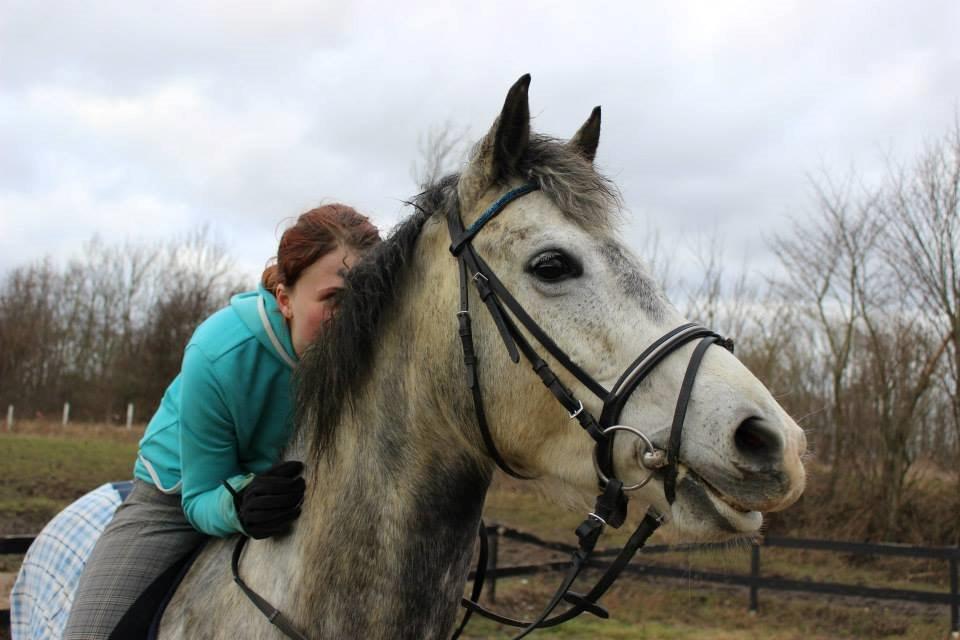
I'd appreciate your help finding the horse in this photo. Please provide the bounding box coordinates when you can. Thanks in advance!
[13,75,806,639]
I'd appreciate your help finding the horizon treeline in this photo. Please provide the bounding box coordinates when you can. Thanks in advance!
[1,122,957,544]
[0,227,248,426]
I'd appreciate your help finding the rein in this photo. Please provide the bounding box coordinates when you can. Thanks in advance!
[228,182,733,639]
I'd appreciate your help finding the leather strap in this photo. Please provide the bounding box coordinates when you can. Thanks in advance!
[450,183,540,256]
[447,187,612,478]
[460,506,663,633]
[663,336,721,504]
[462,482,624,636]
[463,248,521,364]
[596,325,730,483]
[231,537,309,640]
[496,308,607,444]
[452,246,530,479]
[450,520,490,640]
[473,252,609,400]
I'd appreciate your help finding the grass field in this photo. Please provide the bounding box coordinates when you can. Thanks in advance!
[0,423,141,536]
[0,423,954,639]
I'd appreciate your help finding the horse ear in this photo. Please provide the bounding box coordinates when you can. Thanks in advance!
[459,74,532,211]
[568,106,601,163]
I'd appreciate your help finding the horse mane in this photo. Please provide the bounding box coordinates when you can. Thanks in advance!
[294,136,621,461]
[292,176,448,461]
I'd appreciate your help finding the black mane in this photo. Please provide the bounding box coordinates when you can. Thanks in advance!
[294,136,620,460]
[294,175,457,460]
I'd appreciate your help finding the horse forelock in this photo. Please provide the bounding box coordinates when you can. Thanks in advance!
[293,136,621,462]
[519,135,623,232]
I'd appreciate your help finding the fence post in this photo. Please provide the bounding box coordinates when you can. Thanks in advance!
[749,540,760,614]
[126,403,134,429]
[62,402,70,426]
[950,555,958,639]
[6,405,13,431]
[489,526,501,604]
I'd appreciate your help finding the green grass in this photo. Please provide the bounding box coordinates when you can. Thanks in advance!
[0,432,138,534]
[478,479,952,638]
[459,575,948,639]
[0,428,954,639]
[484,479,950,593]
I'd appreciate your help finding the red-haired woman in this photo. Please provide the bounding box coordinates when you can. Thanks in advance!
[63,204,381,639]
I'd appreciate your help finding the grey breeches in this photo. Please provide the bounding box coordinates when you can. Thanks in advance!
[63,479,207,640]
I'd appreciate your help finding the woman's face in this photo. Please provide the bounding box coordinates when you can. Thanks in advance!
[276,245,356,356]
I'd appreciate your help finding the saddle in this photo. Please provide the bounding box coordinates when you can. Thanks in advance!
[109,538,209,640]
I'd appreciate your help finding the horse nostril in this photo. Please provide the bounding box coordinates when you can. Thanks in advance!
[734,417,782,462]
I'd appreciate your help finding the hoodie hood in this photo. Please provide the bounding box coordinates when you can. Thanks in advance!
[230,285,298,368]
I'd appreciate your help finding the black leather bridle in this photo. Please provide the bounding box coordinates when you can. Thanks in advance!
[446,182,733,639]
[228,181,733,640]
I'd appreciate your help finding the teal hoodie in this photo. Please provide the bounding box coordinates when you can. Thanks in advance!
[133,285,298,537]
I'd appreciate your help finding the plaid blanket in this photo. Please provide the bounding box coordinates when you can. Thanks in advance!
[11,482,130,640]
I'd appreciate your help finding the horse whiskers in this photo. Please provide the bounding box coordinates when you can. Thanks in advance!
[794,407,828,425]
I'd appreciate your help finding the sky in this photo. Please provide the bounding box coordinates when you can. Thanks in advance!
[2,1,958,291]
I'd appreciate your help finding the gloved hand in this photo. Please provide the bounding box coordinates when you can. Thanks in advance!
[223,461,305,539]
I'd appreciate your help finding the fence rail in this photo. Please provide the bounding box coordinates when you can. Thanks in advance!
[4,404,138,430]
[3,529,959,636]
[1,537,33,629]
[478,525,960,637]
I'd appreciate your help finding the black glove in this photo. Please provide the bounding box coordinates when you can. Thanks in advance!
[223,461,305,539]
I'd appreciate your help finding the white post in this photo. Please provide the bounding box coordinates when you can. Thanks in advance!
[126,403,134,429]
[62,402,70,426]
[6,404,12,431]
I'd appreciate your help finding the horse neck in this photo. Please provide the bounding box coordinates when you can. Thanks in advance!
[284,235,494,639]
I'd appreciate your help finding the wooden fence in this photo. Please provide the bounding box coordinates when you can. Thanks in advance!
[476,525,960,638]
[3,528,959,637]
[4,403,138,430]
[1,535,33,630]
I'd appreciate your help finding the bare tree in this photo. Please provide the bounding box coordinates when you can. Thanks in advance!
[0,260,65,414]
[850,284,949,538]
[682,228,756,340]
[125,226,246,418]
[770,174,877,494]
[765,143,957,540]
[625,221,675,299]
[0,227,246,423]
[410,121,471,189]
[878,119,960,540]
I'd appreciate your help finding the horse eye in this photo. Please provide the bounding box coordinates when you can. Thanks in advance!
[528,251,582,282]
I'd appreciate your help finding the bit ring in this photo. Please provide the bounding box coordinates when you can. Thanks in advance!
[592,424,662,491]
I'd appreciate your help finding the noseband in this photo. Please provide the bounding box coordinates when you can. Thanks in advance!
[447,183,733,639]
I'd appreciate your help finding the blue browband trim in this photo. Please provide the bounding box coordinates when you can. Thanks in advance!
[450,182,540,255]
[466,182,540,236]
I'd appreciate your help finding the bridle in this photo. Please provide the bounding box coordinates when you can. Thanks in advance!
[228,181,733,640]
[446,182,733,639]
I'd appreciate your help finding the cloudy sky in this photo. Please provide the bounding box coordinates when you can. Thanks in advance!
[2,1,958,290]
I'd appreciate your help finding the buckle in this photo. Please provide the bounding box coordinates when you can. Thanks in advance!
[587,511,607,526]
[568,400,584,419]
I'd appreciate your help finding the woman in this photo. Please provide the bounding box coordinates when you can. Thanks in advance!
[63,204,381,639]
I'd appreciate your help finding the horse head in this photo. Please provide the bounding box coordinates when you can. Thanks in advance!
[436,74,806,541]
